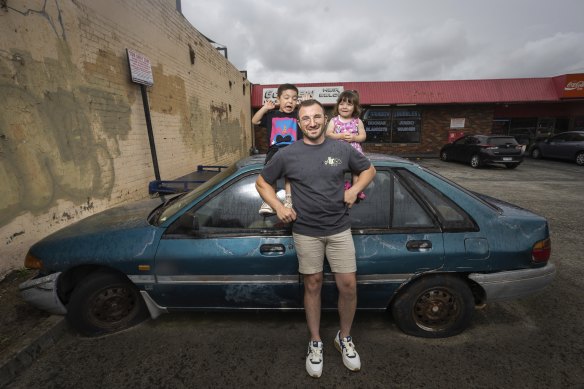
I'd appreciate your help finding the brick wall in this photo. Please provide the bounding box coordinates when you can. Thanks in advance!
[0,0,251,276]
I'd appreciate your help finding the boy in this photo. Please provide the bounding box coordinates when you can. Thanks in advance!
[252,83,301,215]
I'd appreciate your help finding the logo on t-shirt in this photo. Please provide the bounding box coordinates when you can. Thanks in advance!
[324,157,342,167]
[270,117,298,146]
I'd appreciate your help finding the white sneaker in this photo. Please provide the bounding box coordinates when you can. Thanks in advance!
[284,194,293,209]
[259,201,274,215]
[306,340,323,378]
[334,331,361,372]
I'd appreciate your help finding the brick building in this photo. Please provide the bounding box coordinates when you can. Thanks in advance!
[0,0,251,276]
[251,74,584,156]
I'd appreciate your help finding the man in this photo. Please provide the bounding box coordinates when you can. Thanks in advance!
[255,99,376,378]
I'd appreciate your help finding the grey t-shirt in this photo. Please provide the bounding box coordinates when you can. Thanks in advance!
[260,138,371,237]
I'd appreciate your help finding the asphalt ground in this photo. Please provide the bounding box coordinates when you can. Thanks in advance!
[2,157,583,388]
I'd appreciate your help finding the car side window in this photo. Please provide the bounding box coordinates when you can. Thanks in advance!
[399,171,478,231]
[166,173,290,236]
[350,170,435,230]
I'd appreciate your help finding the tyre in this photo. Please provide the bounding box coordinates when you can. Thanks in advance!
[440,150,449,161]
[66,272,149,336]
[470,155,481,168]
[576,151,584,166]
[505,163,519,169]
[531,148,542,159]
[391,275,474,338]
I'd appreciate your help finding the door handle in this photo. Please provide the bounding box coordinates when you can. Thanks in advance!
[406,240,432,252]
[260,244,286,255]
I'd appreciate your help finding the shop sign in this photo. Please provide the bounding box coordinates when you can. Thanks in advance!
[262,86,343,105]
[561,74,584,99]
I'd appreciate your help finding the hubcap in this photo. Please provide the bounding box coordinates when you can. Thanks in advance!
[413,288,460,331]
[89,286,137,326]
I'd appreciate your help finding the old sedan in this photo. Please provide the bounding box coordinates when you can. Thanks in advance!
[20,155,555,338]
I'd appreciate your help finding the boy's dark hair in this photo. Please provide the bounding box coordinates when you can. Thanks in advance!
[277,83,299,97]
[297,99,325,116]
[333,90,362,117]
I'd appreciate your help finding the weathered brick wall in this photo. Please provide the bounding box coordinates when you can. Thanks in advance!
[0,0,251,276]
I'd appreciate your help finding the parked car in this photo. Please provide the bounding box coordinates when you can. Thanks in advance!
[530,131,584,166]
[440,135,524,169]
[19,155,554,338]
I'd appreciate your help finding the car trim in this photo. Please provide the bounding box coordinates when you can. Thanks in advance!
[469,263,556,302]
[140,291,168,319]
[153,274,412,285]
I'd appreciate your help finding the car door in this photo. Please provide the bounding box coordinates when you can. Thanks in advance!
[448,136,469,162]
[152,172,301,309]
[542,133,569,159]
[319,168,446,309]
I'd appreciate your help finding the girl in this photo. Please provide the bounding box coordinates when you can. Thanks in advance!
[326,90,367,200]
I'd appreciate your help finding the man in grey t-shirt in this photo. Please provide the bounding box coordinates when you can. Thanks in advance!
[256,99,376,378]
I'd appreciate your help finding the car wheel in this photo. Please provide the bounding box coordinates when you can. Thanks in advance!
[66,272,149,336]
[531,148,541,159]
[440,151,449,161]
[470,155,481,168]
[391,275,474,338]
[576,151,584,166]
[505,163,519,169]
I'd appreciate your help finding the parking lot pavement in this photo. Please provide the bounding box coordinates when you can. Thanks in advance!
[4,157,584,388]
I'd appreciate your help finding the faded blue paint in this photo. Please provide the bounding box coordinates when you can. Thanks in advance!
[23,154,553,315]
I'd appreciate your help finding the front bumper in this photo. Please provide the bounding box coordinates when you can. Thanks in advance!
[19,272,67,315]
[469,263,556,302]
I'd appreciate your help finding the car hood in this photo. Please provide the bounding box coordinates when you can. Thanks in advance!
[29,198,166,269]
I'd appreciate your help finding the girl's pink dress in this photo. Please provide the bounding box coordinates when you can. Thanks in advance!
[331,116,363,153]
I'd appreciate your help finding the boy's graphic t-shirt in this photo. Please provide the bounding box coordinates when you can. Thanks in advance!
[261,110,301,147]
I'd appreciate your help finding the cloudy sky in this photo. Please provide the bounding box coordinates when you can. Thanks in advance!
[182,0,584,85]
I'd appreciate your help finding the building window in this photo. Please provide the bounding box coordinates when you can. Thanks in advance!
[363,107,421,143]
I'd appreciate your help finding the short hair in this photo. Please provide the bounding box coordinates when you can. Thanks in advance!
[277,83,298,97]
[333,90,362,117]
[297,99,325,116]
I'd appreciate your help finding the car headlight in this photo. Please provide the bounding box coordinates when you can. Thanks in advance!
[24,253,43,269]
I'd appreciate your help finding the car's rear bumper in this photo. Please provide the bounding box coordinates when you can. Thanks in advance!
[19,272,67,315]
[481,155,523,164]
[469,263,556,302]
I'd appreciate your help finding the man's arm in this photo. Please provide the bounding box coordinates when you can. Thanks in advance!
[255,174,297,223]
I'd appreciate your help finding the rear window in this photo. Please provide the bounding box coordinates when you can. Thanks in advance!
[487,137,518,146]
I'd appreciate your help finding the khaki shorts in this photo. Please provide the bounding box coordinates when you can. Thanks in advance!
[293,229,356,274]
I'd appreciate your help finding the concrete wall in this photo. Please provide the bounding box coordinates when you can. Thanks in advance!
[0,0,252,277]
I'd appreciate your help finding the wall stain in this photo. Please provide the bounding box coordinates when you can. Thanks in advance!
[0,41,131,226]
[6,231,25,245]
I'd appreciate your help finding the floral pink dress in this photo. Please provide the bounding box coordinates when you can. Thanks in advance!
[331,116,363,153]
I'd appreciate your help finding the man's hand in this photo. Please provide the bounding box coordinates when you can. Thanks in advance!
[344,187,359,208]
[275,205,297,223]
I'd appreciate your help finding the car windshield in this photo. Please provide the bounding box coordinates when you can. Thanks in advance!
[152,164,238,225]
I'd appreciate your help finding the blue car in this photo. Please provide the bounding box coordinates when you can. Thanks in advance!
[19,155,555,338]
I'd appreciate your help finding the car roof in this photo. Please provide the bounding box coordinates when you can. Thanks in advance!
[236,153,415,169]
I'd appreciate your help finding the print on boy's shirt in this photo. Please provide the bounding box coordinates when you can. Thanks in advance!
[270,117,299,146]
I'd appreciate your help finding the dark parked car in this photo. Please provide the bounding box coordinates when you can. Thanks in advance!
[530,131,584,166]
[440,135,524,169]
[19,155,554,338]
